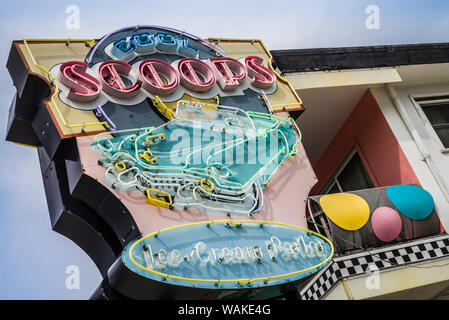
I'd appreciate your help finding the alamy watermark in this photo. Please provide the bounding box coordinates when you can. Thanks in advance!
[365,264,380,290]
[65,265,80,290]
[65,5,80,30]
[365,5,380,30]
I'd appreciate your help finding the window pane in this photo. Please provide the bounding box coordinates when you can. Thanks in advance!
[337,152,374,192]
[422,103,449,125]
[421,103,449,148]
[327,183,340,194]
[434,127,449,148]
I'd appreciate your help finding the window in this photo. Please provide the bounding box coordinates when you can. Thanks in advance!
[322,149,374,194]
[418,101,449,149]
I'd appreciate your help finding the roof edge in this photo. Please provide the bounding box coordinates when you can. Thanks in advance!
[271,42,449,73]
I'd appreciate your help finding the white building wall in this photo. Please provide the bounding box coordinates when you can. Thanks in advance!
[371,84,449,231]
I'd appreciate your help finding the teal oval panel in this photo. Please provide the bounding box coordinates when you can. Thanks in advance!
[386,185,434,220]
[122,220,333,290]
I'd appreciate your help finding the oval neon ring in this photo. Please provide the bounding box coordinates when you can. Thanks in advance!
[319,193,370,231]
[201,178,214,192]
[127,220,334,285]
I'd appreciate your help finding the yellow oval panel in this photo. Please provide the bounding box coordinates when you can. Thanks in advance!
[319,193,370,231]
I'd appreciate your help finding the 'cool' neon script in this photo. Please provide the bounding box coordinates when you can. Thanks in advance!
[58,56,276,103]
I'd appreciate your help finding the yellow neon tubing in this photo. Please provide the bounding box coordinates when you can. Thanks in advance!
[200,178,215,192]
[153,95,218,118]
[128,220,334,284]
[146,133,166,147]
[114,161,126,171]
[153,96,174,119]
[226,221,242,227]
[139,150,154,162]
[23,39,110,131]
[207,38,303,110]
[145,188,173,206]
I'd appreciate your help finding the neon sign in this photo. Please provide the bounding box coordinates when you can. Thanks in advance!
[56,56,276,103]
[210,57,247,91]
[58,61,102,103]
[123,221,333,289]
[109,32,200,61]
[143,235,327,269]
[139,59,179,95]
[93,101,302,216]
[8,25,309,300]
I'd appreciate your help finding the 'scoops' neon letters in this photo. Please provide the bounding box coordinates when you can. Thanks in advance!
[58,56,276,102]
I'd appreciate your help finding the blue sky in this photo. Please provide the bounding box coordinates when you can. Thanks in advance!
[1,0,449,300]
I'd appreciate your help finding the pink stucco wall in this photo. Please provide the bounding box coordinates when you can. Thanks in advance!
[311,89,420,195]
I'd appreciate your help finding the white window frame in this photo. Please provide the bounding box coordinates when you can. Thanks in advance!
[409,93,449,154]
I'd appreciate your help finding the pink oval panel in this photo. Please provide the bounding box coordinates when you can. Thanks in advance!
[371,207,402,242]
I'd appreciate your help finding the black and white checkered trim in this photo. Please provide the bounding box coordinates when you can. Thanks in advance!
[300,234,449,300]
